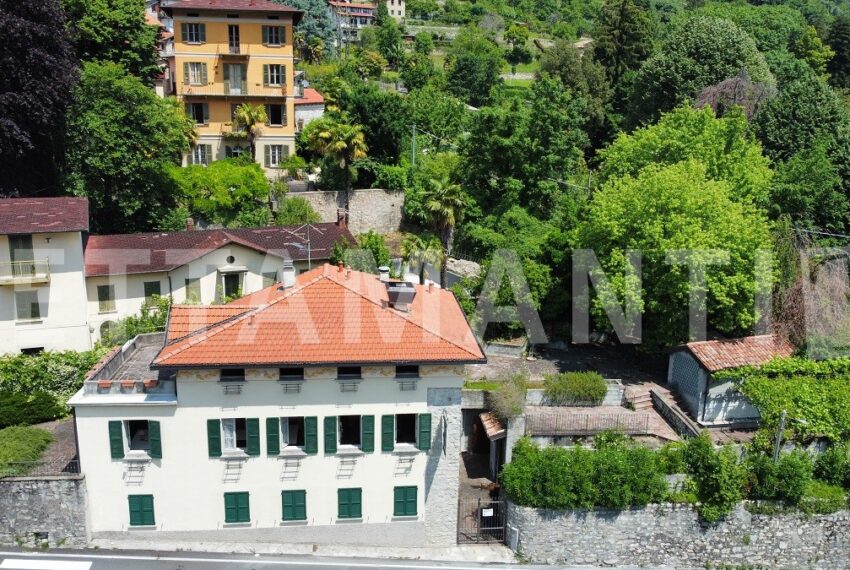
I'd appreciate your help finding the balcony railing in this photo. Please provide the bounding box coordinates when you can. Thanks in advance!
[178,82,289,98]
[0,259,50,285]
[0,459,80,479]
[82,378,176,397]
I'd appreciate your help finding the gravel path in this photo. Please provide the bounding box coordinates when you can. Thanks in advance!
[33,417,78,468]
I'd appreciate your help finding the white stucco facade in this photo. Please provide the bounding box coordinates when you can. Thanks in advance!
[0,231,91,354]
[72,364,464,544]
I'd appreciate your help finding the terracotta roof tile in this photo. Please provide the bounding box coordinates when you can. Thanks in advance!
[685,334,795,372]
[479,412,505,440]
[294,87,325,106]
[161,0,302,22]
[0,197,89,235]
[153,264,485,367]
[84,223,353,277]
[166,305,254,342]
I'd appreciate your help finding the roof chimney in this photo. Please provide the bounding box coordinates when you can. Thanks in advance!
[281,259,296,289]
[186,217,195,231]
[337,261,344,272]
[428,282,434,293]
[386,281,416,312]
[378,266,390,282]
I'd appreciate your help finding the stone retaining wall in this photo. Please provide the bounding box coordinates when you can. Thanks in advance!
[296,188,404,235]
[507,501,850,569]
[0,476,88,548]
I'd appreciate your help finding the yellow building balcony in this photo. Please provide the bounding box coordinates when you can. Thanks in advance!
[0,259,50,285]
[178,82,289,98]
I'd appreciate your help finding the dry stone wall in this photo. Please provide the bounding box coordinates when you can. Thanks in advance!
[297,188,404,235]
[0,476,88,548]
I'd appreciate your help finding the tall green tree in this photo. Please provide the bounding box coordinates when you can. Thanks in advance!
[828,15,850,88]
[445,27,503,107]
[0,0,77,196]
[402,233,444,284]
[233,103,268,160]
[303,116,368,218]
[63,0,159,82]
[277,0,336,58]
[574,160,773,351]
[338,82,406,162]
[593,0,653,83]
[629,16,774,125]
[424,177,467,287]
[376,15,404,68]
[65,62,190,232]
[404,85,468,151]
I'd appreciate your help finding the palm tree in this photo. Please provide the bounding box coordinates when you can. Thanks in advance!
[424,177,466,288]
[304,117,368,220]
[233,103,268,159]
[307,36,325,64]
[401,232,444,285]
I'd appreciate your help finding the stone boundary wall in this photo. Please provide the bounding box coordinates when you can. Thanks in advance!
[0,476,88,548]
[296,188,403,235]
[507,501,850,569]
[651,388,701,438]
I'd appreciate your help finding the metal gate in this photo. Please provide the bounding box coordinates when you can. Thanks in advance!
[457,496,506,543]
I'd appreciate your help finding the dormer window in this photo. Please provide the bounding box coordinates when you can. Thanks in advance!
[220,369,246,382]
[337,366,361,380]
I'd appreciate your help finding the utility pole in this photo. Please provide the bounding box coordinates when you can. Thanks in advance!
[411,124,417,170]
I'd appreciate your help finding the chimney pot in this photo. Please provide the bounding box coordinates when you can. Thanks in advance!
[345,267,352,279]
[281,259,296,289]
[337,261,344,272]
[378,266,390,282]
[428,282,434,293]
[186,217,195,231]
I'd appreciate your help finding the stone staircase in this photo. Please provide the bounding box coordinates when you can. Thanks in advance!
[626,391,654,411]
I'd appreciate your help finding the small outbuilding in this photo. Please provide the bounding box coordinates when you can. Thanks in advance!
[667,334,794,426]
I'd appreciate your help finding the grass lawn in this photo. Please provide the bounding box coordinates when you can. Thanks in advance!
[501,60,540,74]
[503,77,534,88]
[0,425,53,477]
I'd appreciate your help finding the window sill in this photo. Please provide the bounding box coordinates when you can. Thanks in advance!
[392,444,419,455]
[128,524,157,530]
[280,519,308,525]
[335,517,363,523]
[336,446,364,457]
[98,310,117,315]
[221,450,249,460]
[391,515,420,521]
[15,319,43,325]
[123,452,151,463]
[279,448,307,458]
[223,521,252,527]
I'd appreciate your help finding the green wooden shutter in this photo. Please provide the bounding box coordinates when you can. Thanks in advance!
[405,486,417,515]
[129,495,155,526]
[148,421,162,459]
[246,418,260,456]
[181,23,188,42]
[200,63,208,84]
[263,145,270,167]
[199,23,206,42]
[351,488,362,518]
[361,415,374,453]
[393,487,404,516]
[281,64,287,86]
[338,488,361,518]
[282,490,306,521]
[418,413,432,451]
[202,104,209,125]
[266,418,280,455]
[262,25,269,45]
[280,26,287,45]
[237,492,250,521]
[182,62,189,84]
[304,417,318,454]
[128,495,142,526]
[207,419,222,457]
[381,415,394,451]
[294,490,306,520]
[224,492,237,522]
[109,421,124,459]
[141,495,155,525]
[324,416,337,454]
[263,64,269,86]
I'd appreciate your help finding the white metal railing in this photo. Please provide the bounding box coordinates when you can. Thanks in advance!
[0,259,50,282]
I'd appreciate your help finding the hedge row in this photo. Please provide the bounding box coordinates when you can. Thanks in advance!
[542,371,607,406]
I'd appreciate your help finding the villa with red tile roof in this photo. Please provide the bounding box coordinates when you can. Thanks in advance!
[69,264,484,544]
[0,196,353,353]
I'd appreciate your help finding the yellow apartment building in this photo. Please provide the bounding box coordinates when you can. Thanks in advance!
[160,0,303,177]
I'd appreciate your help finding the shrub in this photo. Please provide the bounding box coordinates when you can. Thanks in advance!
[776,450,813,505]
[0,391,66,429]
[684,432,745,522]
[0,347,109,399]
[542,371,607,406]
[0,426,54,475]
[488,373,528,420]
[799,480,847,515]
[101,295,171,346]
[593,439,668,508]
[657,442,687,475]
[745,451,779,499]
[814,444,850,488]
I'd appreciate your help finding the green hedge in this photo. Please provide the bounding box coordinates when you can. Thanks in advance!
[501,435,668,509]
[0,426,53,475]
[0,347,110,399]
[542,371,607,406]
[0,391,66,429]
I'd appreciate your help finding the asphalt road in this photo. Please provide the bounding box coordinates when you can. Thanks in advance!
[0,550,666,570]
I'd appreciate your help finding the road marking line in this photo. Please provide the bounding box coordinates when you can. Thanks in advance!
[0,553,488,570]
[0,560,92,570]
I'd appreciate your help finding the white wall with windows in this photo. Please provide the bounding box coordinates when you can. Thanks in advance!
[85,245,313,342]
[73,365,464,541]
[0,232,91,354]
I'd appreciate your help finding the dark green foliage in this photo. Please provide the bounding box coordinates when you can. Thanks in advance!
[400,52,437,91]
[330,232,390,273]
[276,0,336,56]
[799,480,847,514]
[65,62,189,233]
[683,433,745,521]
[593,0,653,83]
[63,0,159,81]
[629,16,773,125]
[542,371,607,405]
[501,436,668,509]
[692,3,807,53]
[414,32,434,55]
[0,0,77,196]
[275,196,321,225]
[0,426,54,474]
[0,347,110,400]
[656,442,686,475]
[0,392,66,429]
[745,450,812,505]
[100,296,171,347]
[814,444,850,488]
[445,27,503,107]
[338,82,406,163]
[828,15,850,88]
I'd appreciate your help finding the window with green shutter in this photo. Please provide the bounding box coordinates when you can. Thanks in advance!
[224,492,250,523]
[381,415,394,452]
[97,284,116,313]
[304,416,318,454]
[207,419,222,457]
[109,420,124,459]
[128,494,155,526]
[282,490,307,521]
[337,488,362,519]
[246,418,260,456]
[360,415,374,453]
[143,281,161,302]
[324,416,337,454]
[148,420,162,459]
[393,486,417,517]
[266,417,280,455]
[417,413,432,451]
